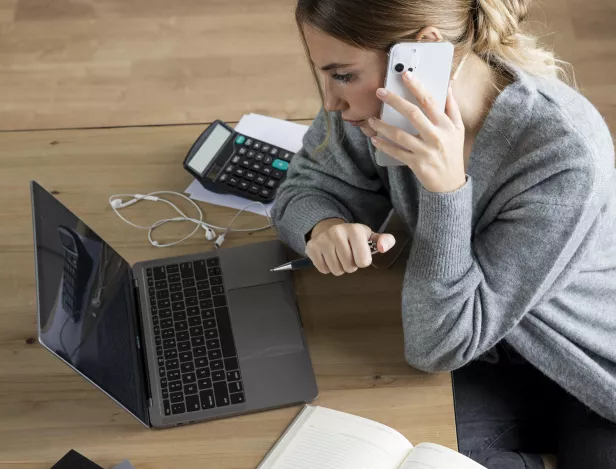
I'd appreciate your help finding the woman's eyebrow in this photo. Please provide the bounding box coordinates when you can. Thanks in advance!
[319,62,354,71]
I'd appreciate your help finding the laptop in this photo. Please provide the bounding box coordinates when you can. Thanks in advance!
[31,181,318,428]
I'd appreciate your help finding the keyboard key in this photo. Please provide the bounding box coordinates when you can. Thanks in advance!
[184,384,198,395]
[198,290,212,301]
[245,171,255,181]
[161,318,173,329]
[228,381,243,393]
[224,357,239,371]
[167,371,180,381]
[203,318,216,329]
[272,170,283,180]
[169,283,182,293]
[198,378,212,389]
[169,381,182,392]
[249,185,259,194]
[157,356,164,367]
[213,295,226,307]
[270,147,279,156]
[156,345,163,355]
[174,311,187,323]
[160,378,168,388]
[234,167,246,177]
[208,266,222,276]
[196,368,210,379]
[262,145,270,152]
[167,264,179,274]
[211,360,224,371]
[206,258,219,267]
[147,268,153,278]
[256,175,267,185]
[255,153,264,162]
[166,359,179,370]
[175,321,188,332]
[186,297,198,307]
[227,370,240,382]
[212,370,225,382]
[205,329,218,339]
[180,262,194,279]
[162,388,169,399]
[149,287,156,296]
[215,307,237,358]
[193,260,208,280]
[155,280,168,289]
[181,362,195,373]
[163,399,171,416]
[170,292,183,302]
[200,389,215,409]
[208,349,222,361]
[210,276,222,286]
[227,176,239,187]
[188,316,201,327]
[266,179,278,189]
[158,299,171,309]
[152,317,159,326]
[261,166,272,176]
[214,381,230,407]
[172,301,185,312]
[264,156,273,165]
[191,336,205,347]
[164,349,177,360]
[206,338,221,349]
[162,328,174,339]
[238,180,249,191]
[194,346,207,357]
[176,330,189,342]
[153,266,166,280]
[211,286,225,295]
[171,403,186,415]
[182,278,195,288]
[170,392,183,404]
[201,309,215,319]
[182,372,196,384]
[162,338,176,349]
[196,280,209,290]
[195,358,208,369]
[187,306,200,317]
[179,351,193,363]
[153,325,160,336]
[185,287,197,298]
[159,309,172,319]
[190,326,203,337]
[230,392,245,405]
[186,394,200,412]
[168,273,181,283]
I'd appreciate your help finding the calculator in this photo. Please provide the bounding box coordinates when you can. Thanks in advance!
[183,120,295,203]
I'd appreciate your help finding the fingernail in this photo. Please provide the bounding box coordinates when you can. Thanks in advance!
[381,241,391,251]
[371,136,379,146]
[376,88,387,98]
[404,71,413,80]
[368,117,375,125]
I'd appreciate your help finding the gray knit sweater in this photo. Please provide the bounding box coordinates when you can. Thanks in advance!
[272,65,616,422]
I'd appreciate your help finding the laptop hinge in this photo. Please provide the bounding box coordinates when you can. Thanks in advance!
[132,276,153,411]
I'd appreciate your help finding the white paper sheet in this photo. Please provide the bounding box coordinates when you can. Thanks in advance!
[185,113,309,215]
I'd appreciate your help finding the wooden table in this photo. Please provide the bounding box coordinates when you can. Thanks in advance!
[0,123,456,468]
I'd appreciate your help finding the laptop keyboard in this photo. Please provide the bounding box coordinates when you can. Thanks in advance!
[146,258,245,416]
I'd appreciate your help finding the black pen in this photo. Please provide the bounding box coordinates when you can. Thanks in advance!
[270,240,378,272]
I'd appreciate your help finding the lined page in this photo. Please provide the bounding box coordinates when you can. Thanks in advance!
[261,406,412,469]
[399,443,487,469]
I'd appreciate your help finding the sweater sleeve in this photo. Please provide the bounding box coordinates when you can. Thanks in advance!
[402,156,601,372]
[272,109,392,254]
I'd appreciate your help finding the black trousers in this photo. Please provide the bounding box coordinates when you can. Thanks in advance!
[453,356,616,468]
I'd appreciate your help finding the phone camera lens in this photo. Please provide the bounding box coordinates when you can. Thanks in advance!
[408,67,414,72]
[394,63,404,73]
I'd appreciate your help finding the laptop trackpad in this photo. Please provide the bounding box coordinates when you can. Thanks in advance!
[227,282,305,360]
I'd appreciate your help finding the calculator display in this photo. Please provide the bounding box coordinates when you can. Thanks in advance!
[187,124,231,174]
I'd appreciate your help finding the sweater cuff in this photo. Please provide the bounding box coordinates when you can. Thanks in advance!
[410,176,473,278]
[276,196,351,254]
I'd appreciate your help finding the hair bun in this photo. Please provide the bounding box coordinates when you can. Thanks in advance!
[506,0,531,23]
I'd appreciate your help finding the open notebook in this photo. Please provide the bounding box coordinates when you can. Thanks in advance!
[258,406,486,469]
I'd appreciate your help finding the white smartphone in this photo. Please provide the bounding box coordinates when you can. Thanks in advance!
[376,41,454,166]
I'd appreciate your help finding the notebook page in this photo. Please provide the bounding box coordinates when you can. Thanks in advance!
[399,443,487,469]
[260,406,412,469]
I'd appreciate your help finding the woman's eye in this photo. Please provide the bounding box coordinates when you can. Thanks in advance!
[332,73,353,84]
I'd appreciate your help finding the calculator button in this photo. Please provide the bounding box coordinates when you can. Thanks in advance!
[261,166,273,176]
[234,167,246,177]
[238,181,249,191]
[269,148,278,156]
[280,152,293,161]
[249,185,259,194]
[245,171,255,181]
[247,150,255,158]
[218,173,229,183]
[255,153,264,162]
[245,138,253,146]
[238,147,247,155]
[225,165,234,173]
[272,170,283,180]
[235,135,246,145]
[252,142,261,150]
[266,179,278,189]
[259,188,272,198]
[272,159,289,171]
[231,155,240,164]
[240,159,251,168]
[228,177,239,187]
[264,156,273,165]
[251,162,262,172]
[255,175,266,185]
[261,145,271,152]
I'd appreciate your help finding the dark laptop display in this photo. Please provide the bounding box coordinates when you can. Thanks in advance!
[32,183,149,422]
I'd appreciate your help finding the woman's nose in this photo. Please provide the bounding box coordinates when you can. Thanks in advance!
[323,87,346,113]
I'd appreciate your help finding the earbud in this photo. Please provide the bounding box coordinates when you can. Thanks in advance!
[110,195,159,210]
[204,227,216,241]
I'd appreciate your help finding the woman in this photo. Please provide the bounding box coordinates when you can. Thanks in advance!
[271,0,616,467]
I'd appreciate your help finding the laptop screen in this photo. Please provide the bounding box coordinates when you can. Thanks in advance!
[31,182,148,424]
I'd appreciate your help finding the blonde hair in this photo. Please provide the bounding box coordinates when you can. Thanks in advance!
[296,0,573,152]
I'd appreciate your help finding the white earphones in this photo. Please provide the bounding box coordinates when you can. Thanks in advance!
[109,191,273,249]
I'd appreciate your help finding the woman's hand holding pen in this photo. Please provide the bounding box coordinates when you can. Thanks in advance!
[306,218,396,276]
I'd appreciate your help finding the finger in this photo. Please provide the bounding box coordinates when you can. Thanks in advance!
[348,228,373,268]
[370,233,396,253]
[445,83,464,131]
[371,136,417,167]
[368,117,429,154]
[331,230,357,273]
[376,87,436,140]
[306,243,331,274]
[322,242,346,276]
[402,72,448,126]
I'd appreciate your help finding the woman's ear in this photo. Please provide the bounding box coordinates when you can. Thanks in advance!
[415,26,443,42]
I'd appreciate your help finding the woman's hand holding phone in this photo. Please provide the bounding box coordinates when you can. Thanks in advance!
[369,72,466,193]
[306,218,396,276]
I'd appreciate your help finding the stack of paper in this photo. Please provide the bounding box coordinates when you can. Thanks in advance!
[185,114,310,215]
